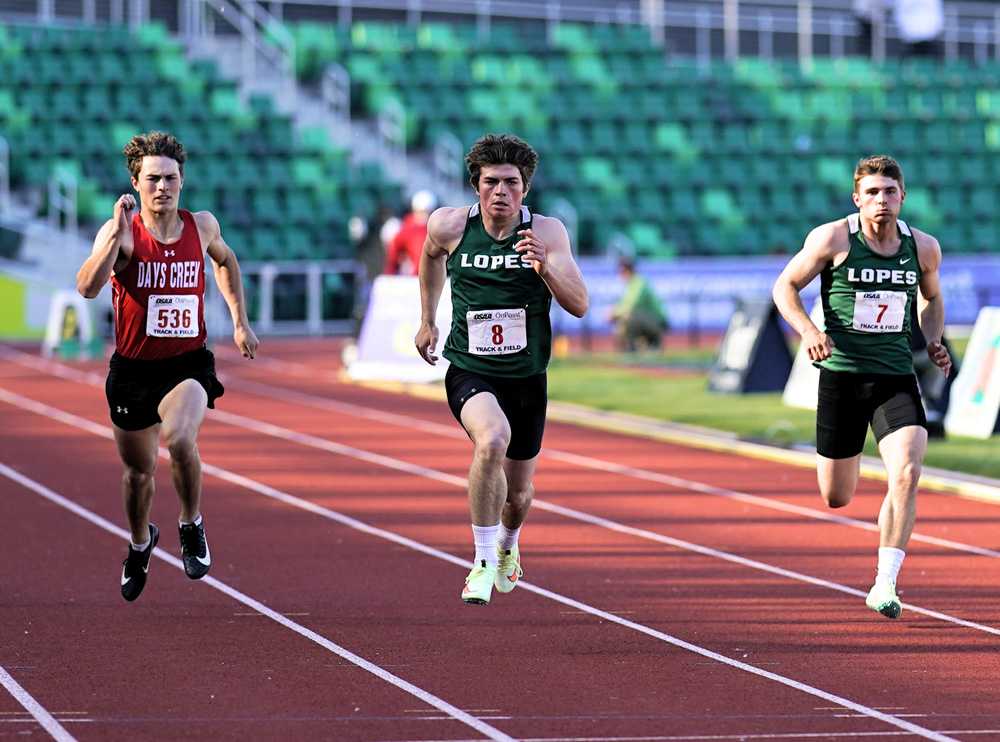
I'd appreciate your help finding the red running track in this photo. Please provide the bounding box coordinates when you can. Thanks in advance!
[1,339,999,742]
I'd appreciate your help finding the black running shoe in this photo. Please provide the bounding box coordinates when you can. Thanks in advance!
[178,518,211,580]
[121,523,159,602]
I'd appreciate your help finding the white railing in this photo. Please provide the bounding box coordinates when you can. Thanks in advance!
[180,0,297,106]
[321,62,351,122]
[546,197,578,253]
[377,98,408,179]
[432,131,464,195]
[9,0,1000,62]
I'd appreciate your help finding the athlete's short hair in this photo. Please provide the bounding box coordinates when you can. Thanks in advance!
[124,131,186,179]
[853,155,904,193]
[465,134,538,191]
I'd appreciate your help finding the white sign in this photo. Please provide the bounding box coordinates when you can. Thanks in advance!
[346,275,452,383]
[782,298,824,410]
[944,306,1000,439]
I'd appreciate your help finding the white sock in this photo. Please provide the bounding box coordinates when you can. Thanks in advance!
[179,513,202,527]
[130,534,151,552]
[498,524,521,552]
[875,547,906,586]
[472,523,501,567]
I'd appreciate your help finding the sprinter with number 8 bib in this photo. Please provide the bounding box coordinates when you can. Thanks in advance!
[772,155,951,620]
[415,134,588,605]
[76,131,258,602]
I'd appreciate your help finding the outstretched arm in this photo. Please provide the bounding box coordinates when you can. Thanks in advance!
[199,211,259,359]
[517,217,588,317]
[915,231,951,377]
[772,222,842,362]
[76,194,135,298]
[414,211,453,365]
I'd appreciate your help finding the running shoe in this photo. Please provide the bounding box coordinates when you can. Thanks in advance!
[865,581,902,619]
[178,518,211,580]
[494,544,523,594]
[121,523,159,602]
[461,560,497,605]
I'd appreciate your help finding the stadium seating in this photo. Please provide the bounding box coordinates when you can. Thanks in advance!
[3,19,999,260]
[282,20,1000,256]
[0,22,402,261]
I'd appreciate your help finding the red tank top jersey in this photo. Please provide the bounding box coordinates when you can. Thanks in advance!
[112,209,207,359]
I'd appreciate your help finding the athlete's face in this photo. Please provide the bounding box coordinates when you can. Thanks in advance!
[476,164,528,221]
[133,155,183,215]
[853,174,903,225]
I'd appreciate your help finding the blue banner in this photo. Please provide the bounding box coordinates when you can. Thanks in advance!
[552,255,1000,336]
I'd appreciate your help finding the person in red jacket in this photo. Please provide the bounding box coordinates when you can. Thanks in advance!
[76,131,258,602]
[384,190,436,275]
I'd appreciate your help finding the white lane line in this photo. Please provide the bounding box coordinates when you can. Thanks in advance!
[0,463,515,742]
[220,367,1000,562]
[2,383,998,640]
[198,406,1000,638]
[0,392,964,742]
[378,732,1000,742]
[0,666,76,741]
[5,348,998,562]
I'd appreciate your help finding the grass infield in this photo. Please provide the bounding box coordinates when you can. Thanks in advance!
[547,338,1000,480]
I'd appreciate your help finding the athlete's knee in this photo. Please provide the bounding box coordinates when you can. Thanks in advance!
[472,427,511,463]
[163,425,199,462]
[507,482,534,508]
[889,461,921,496]
[122,465,154,492]
[819,483,853,508]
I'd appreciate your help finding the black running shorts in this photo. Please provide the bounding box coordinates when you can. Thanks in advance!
[444,364,547,460]
[816,368,926,459]
[105,346,225,431]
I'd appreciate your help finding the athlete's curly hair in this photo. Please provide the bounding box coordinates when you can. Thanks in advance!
[123,131,186,179]
[465,134,538,191]
[854,155,904,193]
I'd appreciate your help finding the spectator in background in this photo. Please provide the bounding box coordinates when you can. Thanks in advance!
[384,189,436,275]
[610,255,669,351]
[853,0,889,56]
[895,0,944,57]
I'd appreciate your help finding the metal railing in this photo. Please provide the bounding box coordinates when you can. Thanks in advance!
[205,259,364,336]
[47,171,77,235]
[180,0,297,106]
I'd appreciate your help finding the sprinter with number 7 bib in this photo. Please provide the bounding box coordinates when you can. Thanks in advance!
[772,155,951,620]
[415,134,588,606]
[76,131,258,602]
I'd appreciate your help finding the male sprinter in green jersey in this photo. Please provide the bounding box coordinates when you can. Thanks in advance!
[415,134,588,605]
[773,155,951,619]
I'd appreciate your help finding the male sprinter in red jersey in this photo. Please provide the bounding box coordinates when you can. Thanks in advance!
[76,131,258,602]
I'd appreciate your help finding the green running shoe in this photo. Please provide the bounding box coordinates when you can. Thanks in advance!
[462,561,497,605]
[866,581,902,619]
[494,544,523,594]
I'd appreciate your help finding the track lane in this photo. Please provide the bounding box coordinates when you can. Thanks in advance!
[0,372,992,742]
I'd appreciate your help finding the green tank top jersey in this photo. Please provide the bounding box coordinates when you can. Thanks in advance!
[818,213,921,375]
[443,204,553,377]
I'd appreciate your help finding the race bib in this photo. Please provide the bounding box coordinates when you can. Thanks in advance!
[852,291,906,333]
[146,294,199,337]
[467,308,527,355]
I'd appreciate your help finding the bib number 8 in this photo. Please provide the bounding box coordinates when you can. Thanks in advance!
[466,308,527,355]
